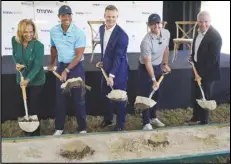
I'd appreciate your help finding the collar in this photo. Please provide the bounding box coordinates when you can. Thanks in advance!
[197,27,209,36]
[105,24,116,32]
[149,29,162,39]
[59,23,74,33]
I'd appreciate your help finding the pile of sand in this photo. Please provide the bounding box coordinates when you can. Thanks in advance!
[2,125,230,163]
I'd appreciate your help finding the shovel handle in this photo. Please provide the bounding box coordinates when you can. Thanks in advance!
[53,71,62,80]
[101,68,109,80]
[153,73,168,90]
[96,63,108,80]
[20,75,27,100]
[158,75,164,84]
[100,68,114,90]
[191,63,201,86]
[150,74,166,97]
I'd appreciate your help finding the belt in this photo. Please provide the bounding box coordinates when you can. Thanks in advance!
[139,62,161,67]
[59,62,70,67]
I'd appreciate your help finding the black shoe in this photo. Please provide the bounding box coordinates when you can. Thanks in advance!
[100,120,113,128]
[113,126,124,131]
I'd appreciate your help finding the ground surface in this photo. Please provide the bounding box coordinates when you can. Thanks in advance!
[2,103,230,163]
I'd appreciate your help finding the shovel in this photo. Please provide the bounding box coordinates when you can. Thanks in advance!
[51,71,91,92]
[134,71,170,111]
[96,63,128,102]
[18,71,39,132]
[189,61,217,110]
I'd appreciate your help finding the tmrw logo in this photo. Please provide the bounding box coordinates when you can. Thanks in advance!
[36,9,53,14]
[3,11,22,14]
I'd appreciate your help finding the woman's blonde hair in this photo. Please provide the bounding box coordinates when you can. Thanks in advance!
[15,19,38,43]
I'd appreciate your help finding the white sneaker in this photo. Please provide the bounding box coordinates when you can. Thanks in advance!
[150,118,165,127]
[79,130,87,134]
[143,123,153,130]
[53,130,63,136]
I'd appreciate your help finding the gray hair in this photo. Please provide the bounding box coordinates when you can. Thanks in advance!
[197,10,211,21]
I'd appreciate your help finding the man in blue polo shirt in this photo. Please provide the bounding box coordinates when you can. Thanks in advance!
[48,5,87,135]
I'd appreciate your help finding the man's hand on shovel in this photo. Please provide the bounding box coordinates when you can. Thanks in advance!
[107,76,114,87]
[188,60,202,83]
[152,80,159,91]
[162,63,171,73]
[96,62,103,68]
[96,62,114,88]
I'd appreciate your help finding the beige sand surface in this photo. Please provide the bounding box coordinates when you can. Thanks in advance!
[2,125,230,163]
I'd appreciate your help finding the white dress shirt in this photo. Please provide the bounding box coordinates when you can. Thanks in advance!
[194,29,207,62]
[103,24,116,78]
[103,24,116,55]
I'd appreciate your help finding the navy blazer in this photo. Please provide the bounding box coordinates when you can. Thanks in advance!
[99,24,129,83]
[192,25,222,82]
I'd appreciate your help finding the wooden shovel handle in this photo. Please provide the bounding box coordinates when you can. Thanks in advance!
[20,76,27,100]
[53,71,62,80]
[101,68,109,81]
[158,75,164,84]
[191,63,201,86]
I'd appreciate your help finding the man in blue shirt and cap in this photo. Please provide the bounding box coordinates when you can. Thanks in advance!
[48,5,87,135]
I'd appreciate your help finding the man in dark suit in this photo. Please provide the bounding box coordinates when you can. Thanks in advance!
[187,10,222,125]
[96,5,129,131]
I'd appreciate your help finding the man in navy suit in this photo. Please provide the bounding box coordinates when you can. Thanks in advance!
[96,5,129,131]
[187,11,222,125]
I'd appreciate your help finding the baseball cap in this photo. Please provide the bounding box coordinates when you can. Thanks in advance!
[148,13,161,25]
[58,5,72,15]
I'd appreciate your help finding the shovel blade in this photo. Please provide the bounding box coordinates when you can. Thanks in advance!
[135,96,157,110]
[196,99,217,110]
[18,121,39,132]
[107,90,128,102]
[18,115,39,132]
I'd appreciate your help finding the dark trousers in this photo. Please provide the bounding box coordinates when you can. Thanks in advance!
[55,62,87,131]
[191,78,215,123]
[101,78,127,129]
[17,84,43,136]
[137,63,162,126]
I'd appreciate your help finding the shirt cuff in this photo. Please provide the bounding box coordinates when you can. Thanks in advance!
[109,74,115,78]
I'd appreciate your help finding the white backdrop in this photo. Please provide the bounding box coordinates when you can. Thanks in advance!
[2,1,163,56]
[201,1,230,54]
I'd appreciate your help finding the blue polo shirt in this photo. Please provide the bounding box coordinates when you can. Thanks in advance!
[50,23,86,63]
